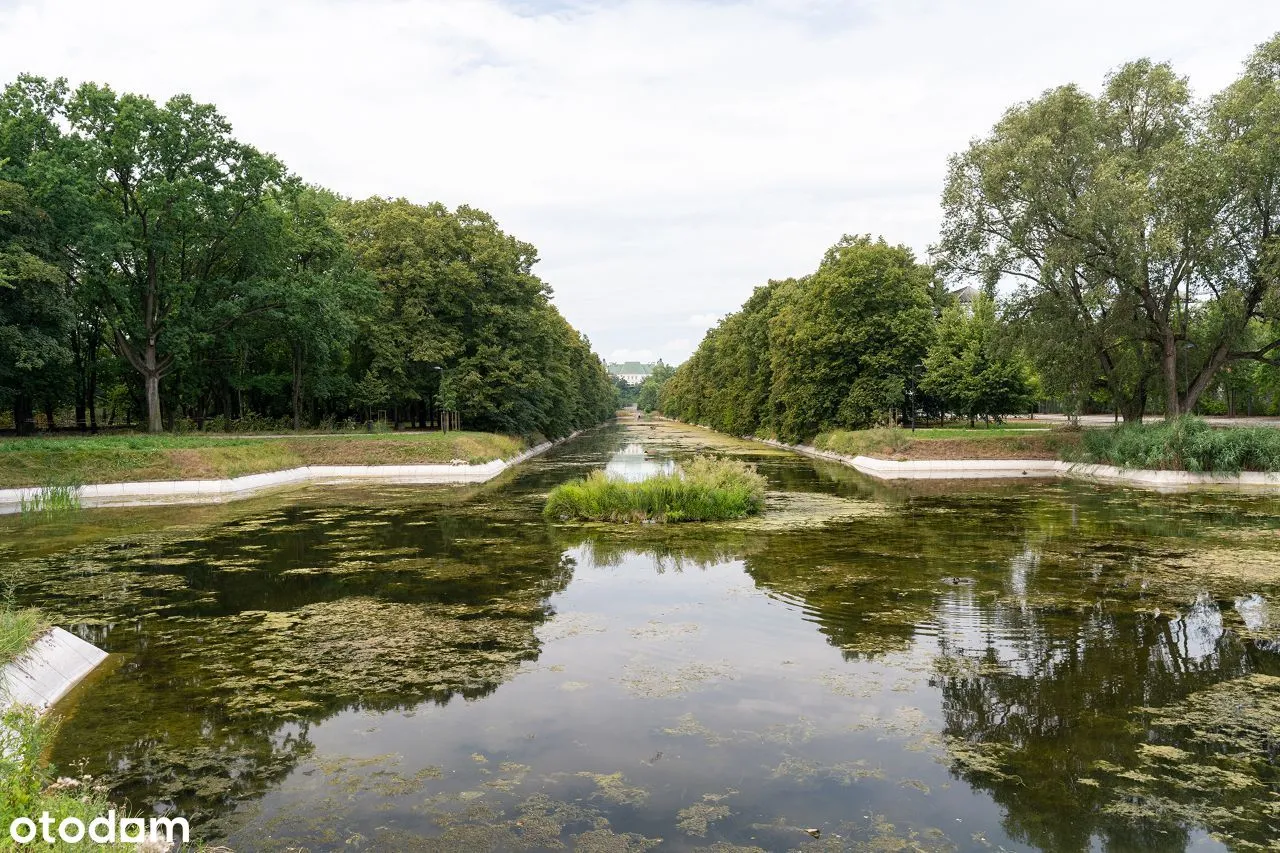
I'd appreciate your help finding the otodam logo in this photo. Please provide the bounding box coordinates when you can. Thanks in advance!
[8,811,189,846]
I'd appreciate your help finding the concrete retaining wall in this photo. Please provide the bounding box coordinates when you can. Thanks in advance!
[758,438,1280,492]
[0,431,580,515]
[1,628,108,713]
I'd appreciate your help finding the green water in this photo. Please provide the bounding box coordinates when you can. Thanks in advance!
[3,420,1279,852]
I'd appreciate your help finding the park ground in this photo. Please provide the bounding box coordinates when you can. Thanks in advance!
[0,431,526,489]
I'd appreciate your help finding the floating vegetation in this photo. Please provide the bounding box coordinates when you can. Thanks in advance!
[618,661,736,698]
[577,771,650,806]
[675,798,732,836]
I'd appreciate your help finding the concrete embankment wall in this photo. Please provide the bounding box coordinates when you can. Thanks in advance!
[0,430,582,515]
[1,628,108,714]
[761,438,1280,492]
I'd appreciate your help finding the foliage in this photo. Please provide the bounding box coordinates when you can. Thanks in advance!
[0,706,137,851]
[635,361,674,412]
[544,455,767,522]
[936,35,1280,421]
[921,293,1036,424]
[0,76,613,437]
[663,237,936,442]
[1074,416,1280,472]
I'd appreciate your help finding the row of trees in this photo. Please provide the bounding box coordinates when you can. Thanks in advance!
[663,33,1280,436]
[0,76,616,436]
[659,237,1036,441]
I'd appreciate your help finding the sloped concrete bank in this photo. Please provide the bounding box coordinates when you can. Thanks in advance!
[759,438,1280,492]
[1,628,108,714]
[0,431,582,515]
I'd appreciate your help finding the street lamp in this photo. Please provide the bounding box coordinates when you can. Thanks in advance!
[431,365,447,433]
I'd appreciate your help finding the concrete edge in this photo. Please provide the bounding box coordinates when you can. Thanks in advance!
[1,627,109,714]
[0,430,582,514]
[753,437,1280,491]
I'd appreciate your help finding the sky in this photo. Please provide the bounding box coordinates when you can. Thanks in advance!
[1,0,1277,365]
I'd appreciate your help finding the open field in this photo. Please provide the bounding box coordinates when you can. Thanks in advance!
[0,432,527,489]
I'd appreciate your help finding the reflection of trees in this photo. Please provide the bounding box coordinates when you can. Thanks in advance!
[934,546,1272,851]
[31,497,576,832]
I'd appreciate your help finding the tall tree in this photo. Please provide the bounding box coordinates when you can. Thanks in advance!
[922,294,1037,425]
[66,83,287,431]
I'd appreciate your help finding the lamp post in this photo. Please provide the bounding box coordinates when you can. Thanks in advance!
[432,365,446,433]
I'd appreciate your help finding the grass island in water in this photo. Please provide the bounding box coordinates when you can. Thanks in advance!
[544,455,767,522]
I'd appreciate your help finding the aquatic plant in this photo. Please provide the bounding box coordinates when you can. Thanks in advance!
[19,482,82,515]
[543,455,767,522]
[1074,416,1280,473]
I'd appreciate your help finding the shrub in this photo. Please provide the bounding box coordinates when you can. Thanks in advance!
[544,455,767,522]
[1075,417,1280,473]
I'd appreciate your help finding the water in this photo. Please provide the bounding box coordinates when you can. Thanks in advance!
[2,420,1278,852]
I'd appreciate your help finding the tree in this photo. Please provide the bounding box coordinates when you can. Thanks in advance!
[635,361,674,412]
[922,293,1037,425]
[936,36,1280,421]
[767,236,934,440]
[0,179,73,433]
[65,83,287,432]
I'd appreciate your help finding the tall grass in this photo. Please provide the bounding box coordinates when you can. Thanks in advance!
[812,428,914,457]
[18,482,82,515]
[0,706,140,851]
[544,455,767,522]
[0,607,45,667]
[1076,417,1280,473]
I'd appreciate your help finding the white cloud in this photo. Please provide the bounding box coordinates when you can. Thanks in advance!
[2,0,1276,363]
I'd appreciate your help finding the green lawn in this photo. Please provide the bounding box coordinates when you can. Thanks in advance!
[812,426,1077,460]
[0,431,527,489]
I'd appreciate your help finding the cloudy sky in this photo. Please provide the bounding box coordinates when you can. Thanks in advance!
[2,1,1276,364]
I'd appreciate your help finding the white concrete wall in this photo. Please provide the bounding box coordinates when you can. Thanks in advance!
[757,438,1280,492]
[2,628,108,713]
[0,431,580,515]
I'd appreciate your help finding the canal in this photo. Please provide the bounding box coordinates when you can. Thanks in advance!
[2,419,1278,851]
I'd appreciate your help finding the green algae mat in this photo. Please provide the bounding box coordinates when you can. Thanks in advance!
[3,419,1279,851]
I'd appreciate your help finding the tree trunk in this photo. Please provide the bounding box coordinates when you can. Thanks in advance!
[13,395,33,436]
[145,366,162,433]
[1162,336,1180,417]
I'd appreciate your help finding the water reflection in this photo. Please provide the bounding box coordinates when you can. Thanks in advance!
[603,442,676,482]
[4,420,1279,850]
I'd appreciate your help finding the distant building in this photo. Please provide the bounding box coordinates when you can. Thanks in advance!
[948,285,979,313]
[607,362,655,385]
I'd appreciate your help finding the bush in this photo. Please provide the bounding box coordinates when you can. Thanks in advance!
[1076,417,1280,473]
[544,455,767,522]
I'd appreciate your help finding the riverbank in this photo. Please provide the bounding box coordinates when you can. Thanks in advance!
[0,431,527,489]
[1,606,44,667]
[0,433,579,514]
[812,426,1076,461]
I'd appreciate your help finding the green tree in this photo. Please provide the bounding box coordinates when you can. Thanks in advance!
[767,236,934,440]
[65,82,287,431]
[922,294,1037,425]
[0,179,73,433]
[636,361,674,412]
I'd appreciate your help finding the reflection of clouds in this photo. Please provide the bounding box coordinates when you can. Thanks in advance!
[1235,593,1269,632]
[933,548,1055,677]
[1161,593,1225,664]
[604,443,676,483]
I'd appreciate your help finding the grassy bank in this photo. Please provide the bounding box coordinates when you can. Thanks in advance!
[545,456,767,522]
[0,607,45,667]
[1075,417,1280,473]
[0,431,527,489]
[813,426,1079,461]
